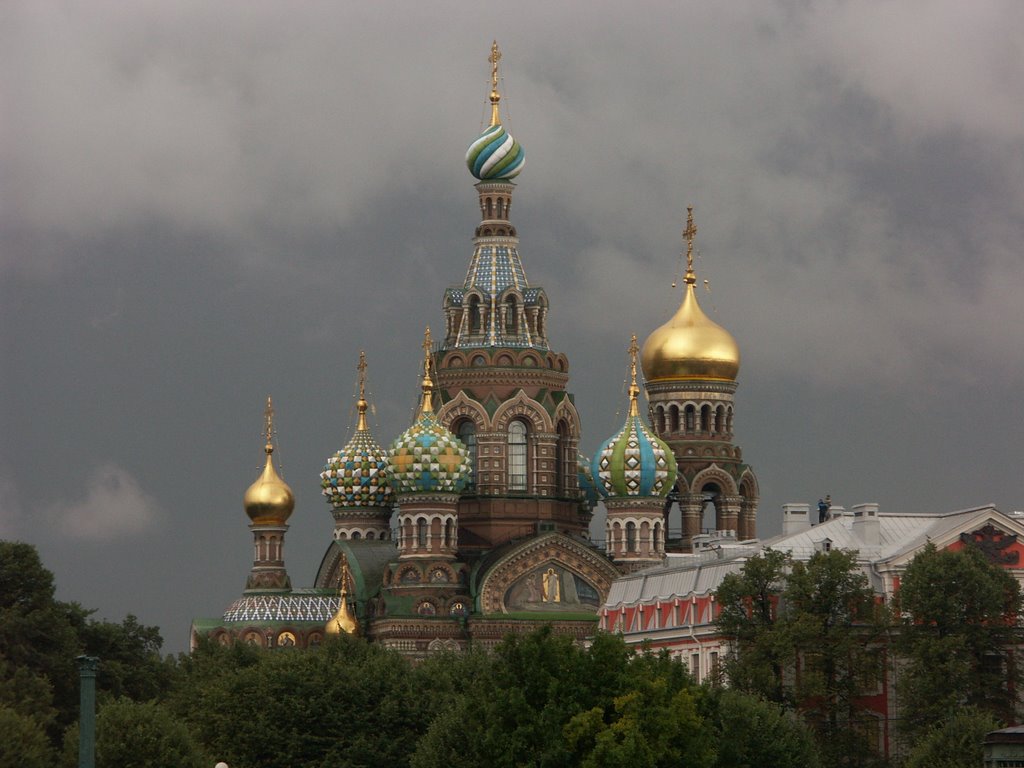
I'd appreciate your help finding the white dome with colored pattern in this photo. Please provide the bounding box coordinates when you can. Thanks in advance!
[593,413,677,499]
[320,427,392,509]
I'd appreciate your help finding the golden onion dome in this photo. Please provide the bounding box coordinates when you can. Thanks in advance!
[641,281,740,382]
[641,205,740,383]
[244,398,295,525]
[325,555,357,635]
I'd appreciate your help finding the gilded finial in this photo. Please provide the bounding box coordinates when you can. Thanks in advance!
[488,40,502,126]
[628,335,640,417]
[420,327,434,414]
[355,351,369,432]
[683,206,698,285]
[263,396,275,454]
[326,554,357,635]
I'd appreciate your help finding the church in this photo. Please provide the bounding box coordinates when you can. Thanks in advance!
[190,42,762,656]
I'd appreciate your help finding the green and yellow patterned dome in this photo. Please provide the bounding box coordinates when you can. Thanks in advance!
[386,330,471,495]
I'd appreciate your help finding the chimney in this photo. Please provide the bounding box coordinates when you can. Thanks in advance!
[852,503,880,547]
[782,503,811,536]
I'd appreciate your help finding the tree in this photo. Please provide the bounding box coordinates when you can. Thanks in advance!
[701,688,821,768]
[0,542,82,740]
[61,698,206,768]
[0,705,56,768]
[903,706,1000,768]
[715,549,887,767]
[783,549,884,767]
[714,550,791,703]
[178,634,425,768]
[78,614,173,703]
[897,542,1022,738]
[412,629,714,768]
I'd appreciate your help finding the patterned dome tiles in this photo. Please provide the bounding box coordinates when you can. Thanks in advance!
[320,429,392,509]
[594,416,677,499]
[388,413,471,495]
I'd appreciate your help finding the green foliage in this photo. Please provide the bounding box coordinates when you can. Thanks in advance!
[903,707,1000,768]
[0,540,174,756]
[176,634,424,768]
[715,549,886,767]
[0,705,57,768]
[412,629,713,768]
[61,698,206,768]
[0,542,84,739]
[897,543,1022,737]
[715,550,791,703]
[702,688,821,768]
[79,614,173,703]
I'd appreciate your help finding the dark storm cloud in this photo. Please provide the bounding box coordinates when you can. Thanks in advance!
[2,0,1022,652]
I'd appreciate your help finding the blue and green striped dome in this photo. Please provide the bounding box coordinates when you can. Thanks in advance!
[466,123,525,181]
[387,412,471,495]
[320,428,392,509]
[578,452,599,509]
[593,415,677,499]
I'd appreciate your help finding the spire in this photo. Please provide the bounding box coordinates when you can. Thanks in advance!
[488,40,502,127]
[263,395,275,454]
[325,554,357,635]
[628,334,640,417]
[356,350,369,432]
[683,205,698,286]
[419,327,434,414]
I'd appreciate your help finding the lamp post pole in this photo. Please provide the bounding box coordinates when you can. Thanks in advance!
[77,655,99,768]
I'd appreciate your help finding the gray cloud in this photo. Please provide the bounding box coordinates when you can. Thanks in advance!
[3,0,1022,652]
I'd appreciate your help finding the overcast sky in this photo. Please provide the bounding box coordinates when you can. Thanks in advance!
[3,1,1023,654]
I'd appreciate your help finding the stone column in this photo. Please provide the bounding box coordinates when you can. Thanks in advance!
[679,494,704,552]
[717,495,743,536]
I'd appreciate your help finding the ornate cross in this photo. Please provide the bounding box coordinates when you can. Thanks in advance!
[683,205,697,275]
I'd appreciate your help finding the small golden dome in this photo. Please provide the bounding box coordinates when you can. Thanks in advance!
[641,281,740,382]
[244,397,295,526]
[641,207,740,382]
[325,555,357,635]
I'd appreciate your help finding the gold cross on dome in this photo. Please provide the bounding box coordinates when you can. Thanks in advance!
[263,396,274,445]
[489,41,501,89]
[627,334,640,414]
[683,205,697,275]
[357,351,367,399]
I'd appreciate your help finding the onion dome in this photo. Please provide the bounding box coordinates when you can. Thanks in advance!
[593,337,678,498]
[320,353,392,509]
[578,452,599,509]
[465,42,525,181]
[387,329,471,495]
[325,555,357,635]
[641,207,740,383]
[244,397,295,525]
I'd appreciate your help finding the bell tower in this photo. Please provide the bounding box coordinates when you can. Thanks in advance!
[641,208,758,550]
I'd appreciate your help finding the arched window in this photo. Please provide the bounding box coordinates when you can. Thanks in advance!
[701,405,711,433]
[458,421,477,487]
[670,405,680,433]
[684,405,696,433]
[468,296,481,335]
[504,296,518,336]
[626,522,637,552]
[508,420,527,491]
[417,518,428,548]
[444,518,455,548]
[715,405,725,435]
